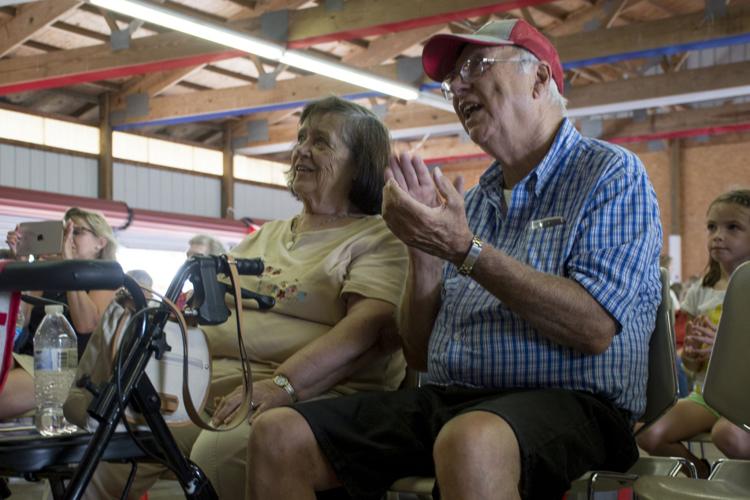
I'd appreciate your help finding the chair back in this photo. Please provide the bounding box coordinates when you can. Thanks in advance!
[704,260,750,431]
[637,267,678,430]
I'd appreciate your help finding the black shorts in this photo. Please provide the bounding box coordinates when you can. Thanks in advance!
[294,385,637,500]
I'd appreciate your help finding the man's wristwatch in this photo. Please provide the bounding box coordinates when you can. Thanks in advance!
[272,374,298,402]
[458,236,483,276]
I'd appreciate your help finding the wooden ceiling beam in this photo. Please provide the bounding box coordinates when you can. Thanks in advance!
[0,32,241,95]
[378,100,750,163]
[233,99,456,147]
[118,65,208,100]
[229,60,750,153]
[230,0,311,21]
[0,0,556,94]
[554,5,750,65]
[0,0,82,58]
[105,0,306,114]
[4,1,749,106]
[566,60,750,112]
[598,101,750,141]
[341,25,443,68]
[545,2,612,37]
[52,21,110,42]
[281,0,559,47]
[229,22,444,137]
[111,66,403,128]
[203,64,256,83]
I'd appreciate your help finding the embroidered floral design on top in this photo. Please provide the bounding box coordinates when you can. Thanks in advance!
[264,265,283,276]
[256,266,307,303]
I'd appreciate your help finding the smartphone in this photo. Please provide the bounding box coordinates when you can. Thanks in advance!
[16,220,65,257]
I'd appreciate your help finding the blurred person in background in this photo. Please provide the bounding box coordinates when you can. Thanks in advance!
[187,234,226,258]
[177,234,228,310]
[0,207,117,420]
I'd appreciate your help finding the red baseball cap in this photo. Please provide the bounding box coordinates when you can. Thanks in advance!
[422,19,564,95]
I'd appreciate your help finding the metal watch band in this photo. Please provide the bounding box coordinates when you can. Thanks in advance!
[273,374,298,402]
[458,236,483,276]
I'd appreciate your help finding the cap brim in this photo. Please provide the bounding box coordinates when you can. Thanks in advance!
[422,33,514,82]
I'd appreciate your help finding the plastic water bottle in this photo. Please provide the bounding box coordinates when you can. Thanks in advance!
[34,305,78,436]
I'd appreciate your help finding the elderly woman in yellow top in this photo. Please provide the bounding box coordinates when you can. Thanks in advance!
[82,96,408,500]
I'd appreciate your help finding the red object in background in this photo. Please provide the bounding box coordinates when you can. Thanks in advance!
[674,309,688,348]
[0,260,21,395]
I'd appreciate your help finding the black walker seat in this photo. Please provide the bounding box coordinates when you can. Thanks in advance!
[0,428,159,499]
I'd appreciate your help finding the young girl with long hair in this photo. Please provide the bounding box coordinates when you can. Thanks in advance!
[637,189,750,477]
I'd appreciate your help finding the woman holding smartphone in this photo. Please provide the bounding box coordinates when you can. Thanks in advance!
[0,207,117,419]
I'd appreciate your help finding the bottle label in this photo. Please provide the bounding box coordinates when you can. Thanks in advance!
[34,348,75,371]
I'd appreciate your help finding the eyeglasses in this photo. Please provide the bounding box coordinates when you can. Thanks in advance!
[441,57,521,100]
[72,226,96,237]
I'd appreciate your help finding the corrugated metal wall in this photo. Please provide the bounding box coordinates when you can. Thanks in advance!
[113,162,221,217]
[0,143,97,197]
[1,142,302,221]
[233,182,301,221]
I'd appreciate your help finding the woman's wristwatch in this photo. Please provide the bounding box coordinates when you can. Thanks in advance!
[458,236,483,276]
[272,374,298,402]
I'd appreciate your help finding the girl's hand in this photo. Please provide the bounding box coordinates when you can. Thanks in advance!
[682,316,717,364]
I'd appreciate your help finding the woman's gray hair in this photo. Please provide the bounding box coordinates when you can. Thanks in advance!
[188,234,226,256]
[515,48,568,114]
[288,96,391,215]
[64,207,117,261]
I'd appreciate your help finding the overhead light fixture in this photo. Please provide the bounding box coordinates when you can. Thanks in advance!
[89,0,448,110]
[90,0,283,60]
[280,50,418,101]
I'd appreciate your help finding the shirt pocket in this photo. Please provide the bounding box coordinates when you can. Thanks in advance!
[525,218,568,274]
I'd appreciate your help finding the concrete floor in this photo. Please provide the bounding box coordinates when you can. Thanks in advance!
[5,477,184,499]
[2,441,729,500]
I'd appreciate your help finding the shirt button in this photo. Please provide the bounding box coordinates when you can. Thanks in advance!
[468,282,476,290]
[286,241,293,250]
[452,332,461,342]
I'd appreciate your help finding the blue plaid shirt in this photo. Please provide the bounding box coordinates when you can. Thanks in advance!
[427,119,662,418]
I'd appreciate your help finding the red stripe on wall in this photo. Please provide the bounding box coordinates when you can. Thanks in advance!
[0,186,257,238]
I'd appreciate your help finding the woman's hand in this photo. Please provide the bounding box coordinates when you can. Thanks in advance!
[210,379,291,426]
[5,226,20,259]
[61,220,76,260]
[247,378,295,422]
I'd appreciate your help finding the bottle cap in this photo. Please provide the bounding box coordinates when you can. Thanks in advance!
[44,304,64,315]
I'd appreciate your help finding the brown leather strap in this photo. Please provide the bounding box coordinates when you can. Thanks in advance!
[180,255,253,431]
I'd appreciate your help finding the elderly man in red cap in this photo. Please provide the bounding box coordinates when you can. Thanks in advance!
[247,19,662,500]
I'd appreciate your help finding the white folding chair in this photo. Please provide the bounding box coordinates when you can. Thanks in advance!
[633,261,750,499]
